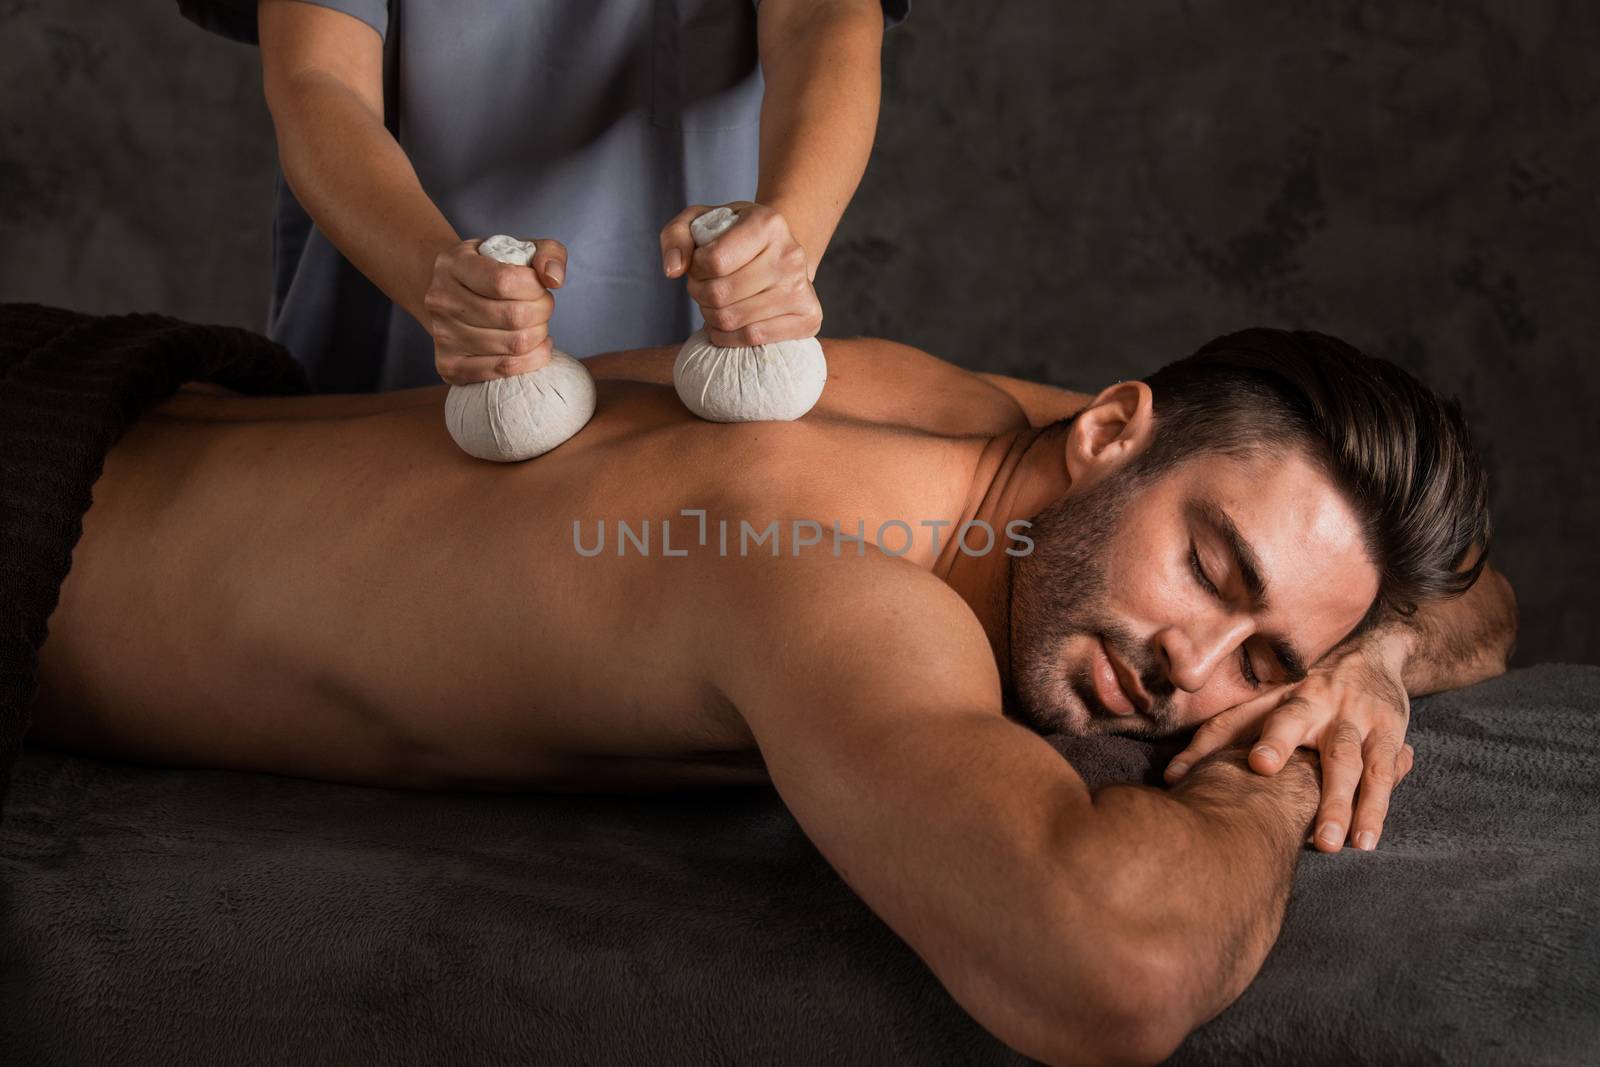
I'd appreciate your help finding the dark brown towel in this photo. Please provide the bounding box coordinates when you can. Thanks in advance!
[0,303,309,821]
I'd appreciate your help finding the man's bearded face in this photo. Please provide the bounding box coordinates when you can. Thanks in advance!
[1007,447,1380,738]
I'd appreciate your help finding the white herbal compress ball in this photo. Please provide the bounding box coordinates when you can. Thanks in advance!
[673,208,827,423]
[444,235,596,462]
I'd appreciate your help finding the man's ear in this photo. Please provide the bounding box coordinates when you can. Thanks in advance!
[1062,380,1155,489]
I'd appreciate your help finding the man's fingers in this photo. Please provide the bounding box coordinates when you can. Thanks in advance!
[706,311,822,348]
[532,239,567,288]
[1165,685,1294,781]
[660,204,710,278]
[1247,696,1318,775]
[452,248,547,302]
[1398,743,1416,782]
[1164,706,1253,782]
[1312,720,1366,852]
[1349,736,1404,851]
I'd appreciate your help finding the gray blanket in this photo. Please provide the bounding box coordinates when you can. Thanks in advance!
[3,665,1597,1065]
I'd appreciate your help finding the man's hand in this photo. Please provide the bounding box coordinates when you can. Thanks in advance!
[1163,640,1417,853]
[659,201,822,347]
[424,238,568,385]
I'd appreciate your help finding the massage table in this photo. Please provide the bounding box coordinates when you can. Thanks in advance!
[3,666,1597,1065]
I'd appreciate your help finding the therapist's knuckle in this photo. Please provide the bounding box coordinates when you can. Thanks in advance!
[743,323,768,346]
[782,245,806,272]
[702,278,733,307]
[510,302,542,330]
[487,270,520,300]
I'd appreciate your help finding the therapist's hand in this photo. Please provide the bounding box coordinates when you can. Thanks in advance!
[660,201,822,347]
[424,238,568,385]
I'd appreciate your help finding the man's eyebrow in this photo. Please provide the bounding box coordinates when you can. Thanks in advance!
[1194,501,1309,681]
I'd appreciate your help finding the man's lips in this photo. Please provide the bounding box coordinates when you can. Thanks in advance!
[1105,639,1153,716]
[1090,636,1139,717]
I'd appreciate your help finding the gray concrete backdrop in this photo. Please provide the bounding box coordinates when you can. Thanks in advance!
[2,1,1596,665]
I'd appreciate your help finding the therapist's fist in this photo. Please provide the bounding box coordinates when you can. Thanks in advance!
[424,238,568,385]
[660,201,822,347]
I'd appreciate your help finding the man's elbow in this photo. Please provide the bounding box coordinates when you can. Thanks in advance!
[993,938,1194,1067]
[1057,982,1191,1066]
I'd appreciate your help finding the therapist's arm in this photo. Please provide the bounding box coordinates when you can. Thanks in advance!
[658,0,884,346]
[256,1,564,384]
[754,0,886,276]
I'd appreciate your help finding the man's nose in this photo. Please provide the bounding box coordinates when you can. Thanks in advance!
[1155,613,1254,693]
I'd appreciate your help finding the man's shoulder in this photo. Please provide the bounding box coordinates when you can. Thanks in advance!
[815,337,1032,436]
[697,547,1004,730]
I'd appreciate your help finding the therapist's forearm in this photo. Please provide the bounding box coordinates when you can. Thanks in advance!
[755,2,885,277]
[266,71,458,326]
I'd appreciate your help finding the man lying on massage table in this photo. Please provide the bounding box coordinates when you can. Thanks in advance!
[30,326,1514,1066]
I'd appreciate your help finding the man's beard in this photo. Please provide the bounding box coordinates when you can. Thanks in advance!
[1007,464,1177,737]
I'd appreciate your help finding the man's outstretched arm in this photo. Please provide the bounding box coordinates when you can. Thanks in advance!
[707,552,1318,1066]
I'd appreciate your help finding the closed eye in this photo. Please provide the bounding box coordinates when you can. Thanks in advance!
[1239,645,1261,688]
[1189,542,1219,597]
[1191,541,1262,689]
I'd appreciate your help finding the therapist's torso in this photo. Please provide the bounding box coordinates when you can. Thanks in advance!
[270,0,764,392]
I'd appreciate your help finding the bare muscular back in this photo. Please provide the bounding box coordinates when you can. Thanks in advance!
[31,339,1082,792]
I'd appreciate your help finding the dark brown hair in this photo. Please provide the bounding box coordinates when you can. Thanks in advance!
[1136,328,1490,629]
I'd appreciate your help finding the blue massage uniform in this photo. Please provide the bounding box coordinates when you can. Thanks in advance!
[181,0,909,392]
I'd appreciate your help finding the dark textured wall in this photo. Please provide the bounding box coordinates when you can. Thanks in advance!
[2,1,1596,665]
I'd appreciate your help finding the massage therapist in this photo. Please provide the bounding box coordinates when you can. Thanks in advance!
[192,0,907,392]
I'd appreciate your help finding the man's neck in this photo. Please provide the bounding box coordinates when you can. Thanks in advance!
[931,424,1073,684]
